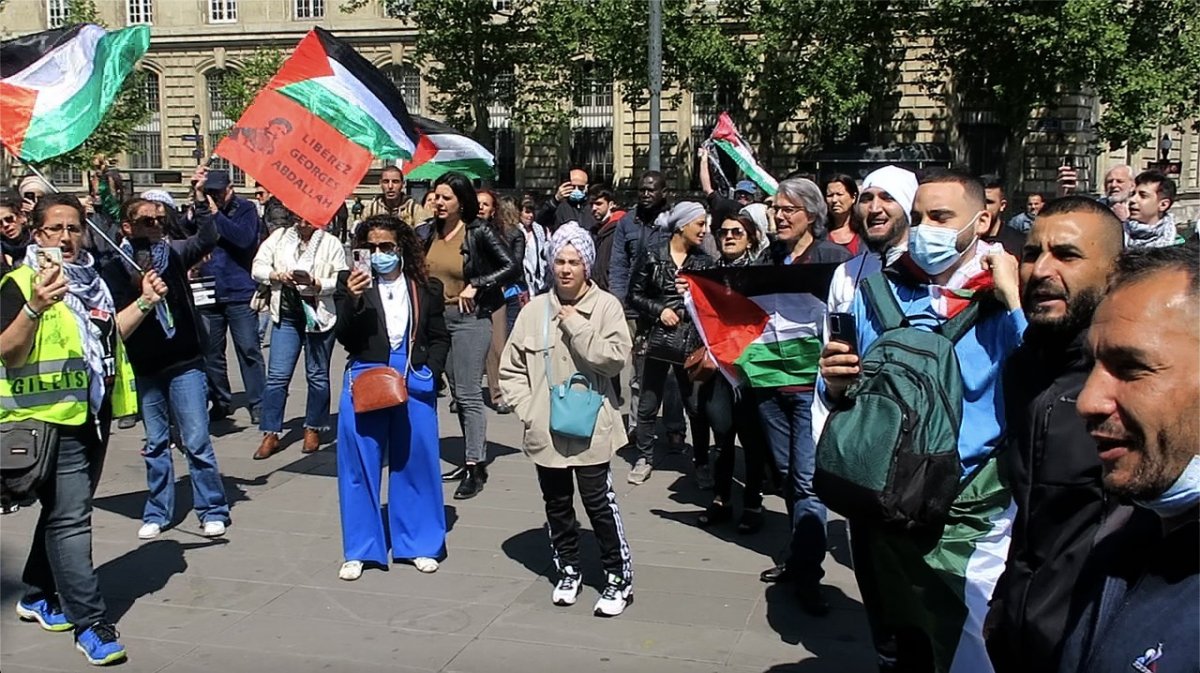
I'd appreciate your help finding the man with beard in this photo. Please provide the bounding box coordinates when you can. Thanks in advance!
[1058,244,1198,673]
[363,165,428,227]
[986,196,1125,673]
[1058,163,1135,222]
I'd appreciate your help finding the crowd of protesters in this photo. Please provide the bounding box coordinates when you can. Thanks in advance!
[2,150,1196,672]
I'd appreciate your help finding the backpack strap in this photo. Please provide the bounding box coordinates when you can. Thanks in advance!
[861,272,907,331]
[938,297,988,344]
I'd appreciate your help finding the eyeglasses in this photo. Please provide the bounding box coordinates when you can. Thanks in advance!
[772,205,805,217]
[39,223,84,235]
[134,216,166,228]
[361,242,397,254]
[718,227,746,239]
[1,215,17,225]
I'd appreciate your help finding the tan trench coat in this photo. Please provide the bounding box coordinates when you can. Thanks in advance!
[498,284,632,468]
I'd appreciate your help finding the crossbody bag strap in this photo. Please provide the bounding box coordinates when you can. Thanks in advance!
[542,296,554,391]
[405,277,419,375]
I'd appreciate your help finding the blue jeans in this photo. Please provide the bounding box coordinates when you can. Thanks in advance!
[757,389,826,585]
[260,316,335,434]
[139,368,231,526]
[200,301,266,411]
[24,408,111,629]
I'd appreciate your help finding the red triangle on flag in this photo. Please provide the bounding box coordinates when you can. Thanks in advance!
[267,30,334,90]
[686,273,770,376]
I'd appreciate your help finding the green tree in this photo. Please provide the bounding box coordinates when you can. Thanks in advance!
[217,48,289,122]
[40,0,151,173]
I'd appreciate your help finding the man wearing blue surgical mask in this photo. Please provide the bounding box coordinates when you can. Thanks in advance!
[818,169,1024,672]
[535,166,595,234]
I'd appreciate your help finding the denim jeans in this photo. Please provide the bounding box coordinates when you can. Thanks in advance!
[23,408,111,629]
[445,305,492,464]
[138,367,231,526]
[257,310,271,345]
[200,301,266,412]
[757,388,826,585]
[260,315,335,434]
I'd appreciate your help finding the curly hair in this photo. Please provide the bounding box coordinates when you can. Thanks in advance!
[354,214,428,284]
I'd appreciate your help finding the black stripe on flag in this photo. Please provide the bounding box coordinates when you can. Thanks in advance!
[683,264,839,304]
[1,24,86,80]
[313,27,420,147]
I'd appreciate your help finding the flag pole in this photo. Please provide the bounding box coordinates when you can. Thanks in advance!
[17,160,144,274]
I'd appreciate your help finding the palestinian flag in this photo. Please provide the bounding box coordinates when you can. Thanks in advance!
[683,264,838,388]
[217,27,428,226]
[709,112,777,196]
[398,114,495,182]
[0,24,150,163]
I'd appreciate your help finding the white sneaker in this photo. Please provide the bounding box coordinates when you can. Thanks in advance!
[552,566,582,606]
[201,520,226,537]
[137,523,161,540]
[413,557,439,573]
[593,572,633,617]
[338,561,364,581]
[627,458,652,485]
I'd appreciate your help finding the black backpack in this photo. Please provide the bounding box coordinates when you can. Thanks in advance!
[814,272,989,530]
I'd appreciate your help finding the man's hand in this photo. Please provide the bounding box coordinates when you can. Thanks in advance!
[1110,201,1129,221]
[554,182,573,203]
[191,166,208,202]
[21,197,35,215]
[982,250,1021,310]
[1056,165,1078,197]
[660,308,680,327]
[140,270,169,305]
[346,269,371,299]
[272,270,296,287]
[458,284,477,314]
[30,264,67,314]
[819,340,861,402]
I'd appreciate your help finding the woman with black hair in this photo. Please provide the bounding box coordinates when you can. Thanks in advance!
[333,215,450,581]
[418,172,520,500]
[823,174,862,256]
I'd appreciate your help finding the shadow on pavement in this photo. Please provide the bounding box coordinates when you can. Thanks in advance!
[98,537,227,623]
[762,582,874,671]
[499,527,558,584]
[437,437,521,471]
[93,474,269,524]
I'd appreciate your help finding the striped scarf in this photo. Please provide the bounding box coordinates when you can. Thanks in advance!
[119,238,175,338]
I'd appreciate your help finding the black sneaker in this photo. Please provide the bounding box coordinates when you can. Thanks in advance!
[453,464,486,500]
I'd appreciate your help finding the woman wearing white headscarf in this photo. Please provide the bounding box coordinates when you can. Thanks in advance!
[499,222,635,617]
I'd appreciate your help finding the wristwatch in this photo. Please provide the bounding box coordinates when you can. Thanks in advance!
[135,297,154,314]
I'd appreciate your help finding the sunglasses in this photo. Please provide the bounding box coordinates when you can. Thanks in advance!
[134,215,166,228]
[1,215,17,225]
[361,242,398,254]
[718,227,746,238]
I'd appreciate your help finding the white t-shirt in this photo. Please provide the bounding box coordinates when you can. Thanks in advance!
[376,275,411,351]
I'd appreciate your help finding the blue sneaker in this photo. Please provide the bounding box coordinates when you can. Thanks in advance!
[75,622,127,666]
[15,595,74,632]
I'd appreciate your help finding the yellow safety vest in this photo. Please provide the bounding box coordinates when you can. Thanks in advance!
[0,265,137,425]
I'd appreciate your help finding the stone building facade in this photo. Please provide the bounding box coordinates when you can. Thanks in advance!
[2,0,1196,221]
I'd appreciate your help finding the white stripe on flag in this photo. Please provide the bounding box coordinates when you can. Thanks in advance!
[424,132,493,164]
[948,498,1014,673]
[320,59,415,156]
[747,292,825,345]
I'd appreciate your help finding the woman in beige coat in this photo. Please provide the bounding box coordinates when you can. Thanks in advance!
[499,222,634,618]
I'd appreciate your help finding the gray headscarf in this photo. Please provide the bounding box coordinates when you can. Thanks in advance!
[666,201,706,233]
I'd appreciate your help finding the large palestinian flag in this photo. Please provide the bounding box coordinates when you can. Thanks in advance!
[0,24,150,163]
[400,114,495,182]
[683,264,838,388]
[709,112,777,196]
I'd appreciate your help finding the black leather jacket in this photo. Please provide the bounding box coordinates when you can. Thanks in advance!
[628,241,714,328]
[416,218,521,317]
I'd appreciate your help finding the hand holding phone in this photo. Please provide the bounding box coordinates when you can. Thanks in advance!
[291,269,312,285]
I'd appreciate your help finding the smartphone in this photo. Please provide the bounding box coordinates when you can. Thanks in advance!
[352,249,372,288]
[1062,154,1075,170]
[291,269,312,284]
[23,191,37,202]
[36,246,63,268]
[828,312,858,354]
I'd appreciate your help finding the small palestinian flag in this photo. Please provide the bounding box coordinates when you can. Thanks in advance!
[0,24,150,163]
[400,114,496,182]
[709,112,777,196]
[683,264,838,388]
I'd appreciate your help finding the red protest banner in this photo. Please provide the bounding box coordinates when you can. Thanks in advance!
[215,88,371,227]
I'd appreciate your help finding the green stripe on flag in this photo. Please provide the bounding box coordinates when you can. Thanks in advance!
[734,336,822,388]
[404,157,495,181]
[19,25,149,163]
[277,80,409,159]
[713,138,778,196]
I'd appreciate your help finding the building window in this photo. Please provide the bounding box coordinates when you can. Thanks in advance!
[129,71,162,185]
[383,63,422,116]
[127,0,152,24]
[46,0,68,28]
[492,0,512,10]
[206,70,245,184]
[294,0,324,20]
[208,0,237,23]
[49,166,84,188]
[571,63,614,187]
[488,72,516,188]
[690,90,738,190]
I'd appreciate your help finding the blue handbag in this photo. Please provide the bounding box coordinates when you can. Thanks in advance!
[543,298,604,439]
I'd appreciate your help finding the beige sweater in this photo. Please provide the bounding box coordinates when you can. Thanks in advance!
[499,284,632,468]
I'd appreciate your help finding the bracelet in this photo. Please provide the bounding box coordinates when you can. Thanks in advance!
[135,297,154,314]
[22,303,42,320]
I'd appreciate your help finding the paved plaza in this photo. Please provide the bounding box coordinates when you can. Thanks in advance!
[0,347,872,673]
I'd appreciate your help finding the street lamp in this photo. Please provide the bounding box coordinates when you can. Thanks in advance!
[192,114,204,163]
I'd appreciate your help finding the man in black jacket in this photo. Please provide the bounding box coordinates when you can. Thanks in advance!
[987,196,1125,672]
[536,166,595,233]
[1057,244,1198,673]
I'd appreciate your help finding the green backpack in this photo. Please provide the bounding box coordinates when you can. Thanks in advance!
[814,272,983,530]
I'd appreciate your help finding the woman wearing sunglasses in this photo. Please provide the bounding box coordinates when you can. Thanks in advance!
[332,215,450,581]
[250,204,348,459]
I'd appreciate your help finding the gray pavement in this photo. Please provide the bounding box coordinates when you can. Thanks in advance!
[0,344,872,673]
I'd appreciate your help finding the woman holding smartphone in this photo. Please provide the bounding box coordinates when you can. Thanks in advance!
[250,203,347,459]
[418,172,520,500]
[333,214,450,580]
